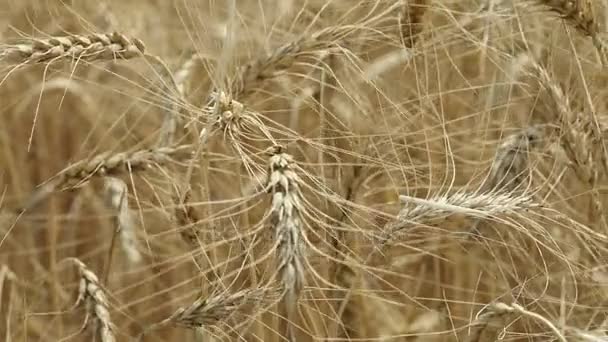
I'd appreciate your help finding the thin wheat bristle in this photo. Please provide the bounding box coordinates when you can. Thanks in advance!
[69,258,115,342]
[0,32,145,64]
[103,177,142,264]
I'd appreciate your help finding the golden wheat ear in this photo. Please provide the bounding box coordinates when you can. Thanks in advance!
[1,32,145,64]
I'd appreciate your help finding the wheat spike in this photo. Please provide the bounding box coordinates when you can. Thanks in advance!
[1,32,145,64]
[390,190,539,236]
[169,287,280,330]
[69,258,115,342]
[265,145,306,340]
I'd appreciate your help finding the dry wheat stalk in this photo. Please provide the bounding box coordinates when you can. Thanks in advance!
[265,145,306,340]
[68,258,115,342]
[486,125,543,192]
[103,177,142,264]
[0,32,145,64]
[399,0,428,48]
[533,0,607,63]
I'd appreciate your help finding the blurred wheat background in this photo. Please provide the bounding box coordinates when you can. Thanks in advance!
[1,0,608,341]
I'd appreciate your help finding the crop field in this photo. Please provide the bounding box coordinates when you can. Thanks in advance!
[1,1,607,341]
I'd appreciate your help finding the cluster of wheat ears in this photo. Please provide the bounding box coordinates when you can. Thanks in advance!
[1,0,608,341]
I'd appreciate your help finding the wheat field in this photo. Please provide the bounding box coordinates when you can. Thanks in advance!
[1,0,608,341]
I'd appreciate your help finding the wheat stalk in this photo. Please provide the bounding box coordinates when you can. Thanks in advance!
[0,32,145,64]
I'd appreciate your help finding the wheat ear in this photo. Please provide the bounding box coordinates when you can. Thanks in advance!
[138,287,280,340]
[0,32,145,64]
[265,145,306,341]
[20,145,192,213]
[57,145,192,188]
[68,258,115,342]
[531,62,608,227]
[230,25,358,98]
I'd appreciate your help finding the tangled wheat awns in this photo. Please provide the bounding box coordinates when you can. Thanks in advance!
[4,0,608,341]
